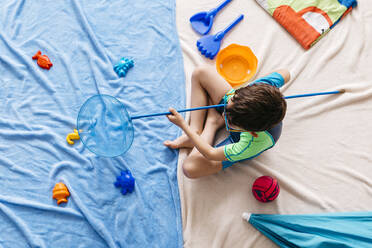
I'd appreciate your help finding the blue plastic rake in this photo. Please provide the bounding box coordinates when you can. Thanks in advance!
[77,90,344,157]
[197,14,244,60]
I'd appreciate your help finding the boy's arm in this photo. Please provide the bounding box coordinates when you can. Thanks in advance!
[251,69,290,88]
[166,108,226,161]
[275,69,290,84]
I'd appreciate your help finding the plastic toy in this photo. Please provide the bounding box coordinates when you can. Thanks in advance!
[113,57,134,77]
[190,0,232,35]
[77,90,344,157]
[53,182,70,205]
[114,170,135,195]
[216,44,258,87]
[66,129,80,145]
[252,176,280,203]
[32,51,53,70]
[197,14,244,60]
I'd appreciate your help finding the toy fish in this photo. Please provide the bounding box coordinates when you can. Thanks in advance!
[66,129,80,145]
[32,50,53,70]
[53,182,70,205]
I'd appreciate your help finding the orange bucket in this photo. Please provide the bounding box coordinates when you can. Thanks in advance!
[216,44,258,87]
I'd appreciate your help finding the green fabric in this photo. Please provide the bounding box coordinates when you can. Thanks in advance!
[223,88,236,102]
[224,131,274,162]
[266,0,348,22]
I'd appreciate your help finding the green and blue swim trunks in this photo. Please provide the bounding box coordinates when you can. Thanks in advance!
[216,72,285,169]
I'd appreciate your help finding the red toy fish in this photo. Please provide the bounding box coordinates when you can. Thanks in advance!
[32,50,53,70]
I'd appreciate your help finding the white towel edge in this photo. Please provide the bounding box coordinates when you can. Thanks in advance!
[242,212,251,222]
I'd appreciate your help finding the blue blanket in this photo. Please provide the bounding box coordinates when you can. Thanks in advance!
[0,1,185,247]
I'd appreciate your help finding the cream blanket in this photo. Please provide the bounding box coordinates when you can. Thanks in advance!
[176,0,372,247]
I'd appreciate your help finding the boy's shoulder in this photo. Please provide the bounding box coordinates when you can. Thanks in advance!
[224,131,275,162]
[249,72,285,88]
[240,131,274,144]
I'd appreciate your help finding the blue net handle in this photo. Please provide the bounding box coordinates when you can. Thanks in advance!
[131,90,344,120]
[131,104,225,119]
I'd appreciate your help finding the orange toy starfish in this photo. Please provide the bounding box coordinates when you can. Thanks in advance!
[32,50,53,70]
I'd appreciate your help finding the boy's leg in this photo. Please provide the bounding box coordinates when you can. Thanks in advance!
[182,109,225,178]
[164,66,232,149]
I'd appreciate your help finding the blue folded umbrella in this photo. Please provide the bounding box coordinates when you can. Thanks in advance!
[243,212,372,248]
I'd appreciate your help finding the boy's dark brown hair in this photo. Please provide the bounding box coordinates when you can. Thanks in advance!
[225,84,287,132]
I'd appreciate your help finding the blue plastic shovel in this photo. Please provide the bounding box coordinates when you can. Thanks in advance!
[190,0,232,35]
[197,14,244,60]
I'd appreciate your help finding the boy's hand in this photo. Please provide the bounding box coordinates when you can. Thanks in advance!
[166,108,187,128]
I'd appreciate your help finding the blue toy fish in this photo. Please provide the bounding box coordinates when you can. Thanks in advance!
[114,170,135,195]
[113,57,134,77]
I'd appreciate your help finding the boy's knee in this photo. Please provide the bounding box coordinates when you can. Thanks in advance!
[182,160,200,179]
[192,66,210,80]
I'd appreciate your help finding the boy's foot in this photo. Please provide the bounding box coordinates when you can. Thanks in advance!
[164,134,194,149]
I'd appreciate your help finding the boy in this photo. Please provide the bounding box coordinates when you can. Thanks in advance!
[164,66,290,178]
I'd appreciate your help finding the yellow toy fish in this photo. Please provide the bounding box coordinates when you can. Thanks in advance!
[66,129,80,145]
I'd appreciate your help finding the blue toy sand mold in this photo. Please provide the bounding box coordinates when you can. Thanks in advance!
[114,170,135,195]
[0,1,184,247]
[114,57,134,77]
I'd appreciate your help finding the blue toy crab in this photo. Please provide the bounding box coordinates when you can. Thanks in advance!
[113,57,134,77]
[114,170,135,195]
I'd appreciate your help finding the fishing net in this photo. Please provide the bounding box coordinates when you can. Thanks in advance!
[77,95,134,157]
